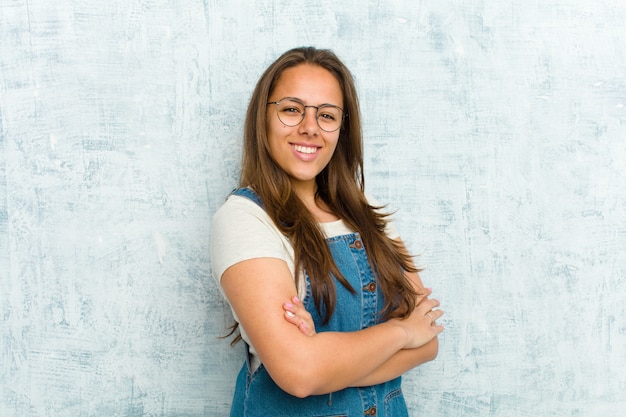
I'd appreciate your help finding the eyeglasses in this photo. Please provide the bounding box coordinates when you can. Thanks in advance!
[267,98,345,132]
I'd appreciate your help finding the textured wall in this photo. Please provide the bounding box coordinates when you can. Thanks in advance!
[1,1,624,416]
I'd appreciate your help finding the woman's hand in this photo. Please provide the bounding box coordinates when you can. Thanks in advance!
[283,296,316,336]
[391,288,444,349]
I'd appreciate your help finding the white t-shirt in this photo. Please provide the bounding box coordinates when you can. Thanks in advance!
[210,192,400,369]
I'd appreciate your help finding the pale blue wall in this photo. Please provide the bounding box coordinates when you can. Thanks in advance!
[1,1,625,416]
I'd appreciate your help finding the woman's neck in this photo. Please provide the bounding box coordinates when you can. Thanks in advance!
[293,185,340,223]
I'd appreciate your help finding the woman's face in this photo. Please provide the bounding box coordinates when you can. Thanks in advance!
[266,64,343,194]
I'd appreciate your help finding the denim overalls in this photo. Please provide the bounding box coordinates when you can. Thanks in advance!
[229,188,408,417]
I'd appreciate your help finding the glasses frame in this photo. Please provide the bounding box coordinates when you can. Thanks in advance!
[267,97,346,133]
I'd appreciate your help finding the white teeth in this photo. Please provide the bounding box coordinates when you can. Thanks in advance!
[294,145,317,154]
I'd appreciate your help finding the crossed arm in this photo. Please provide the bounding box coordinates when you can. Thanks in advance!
[284,271,442,387]
[220,245,443,398]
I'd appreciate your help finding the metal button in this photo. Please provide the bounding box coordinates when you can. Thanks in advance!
[350,239,363,249]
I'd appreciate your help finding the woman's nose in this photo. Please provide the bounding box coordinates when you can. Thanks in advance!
[299,109,319,135]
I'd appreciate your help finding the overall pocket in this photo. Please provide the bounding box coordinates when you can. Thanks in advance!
[384,387,408,416]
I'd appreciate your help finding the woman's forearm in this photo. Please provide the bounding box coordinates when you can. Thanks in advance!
[275,320,409,397]
[280,287,442,393]
[350,337,439,387]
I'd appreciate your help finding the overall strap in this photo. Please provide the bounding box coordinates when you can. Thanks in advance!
[230,187,289,227]
[229,187,264,208]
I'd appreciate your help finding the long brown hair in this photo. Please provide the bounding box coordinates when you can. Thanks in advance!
[239,46,419,329]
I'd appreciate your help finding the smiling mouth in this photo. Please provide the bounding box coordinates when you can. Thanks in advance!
[293,144,318,154]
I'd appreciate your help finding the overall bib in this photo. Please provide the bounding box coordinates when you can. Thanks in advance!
[229,188,409,417]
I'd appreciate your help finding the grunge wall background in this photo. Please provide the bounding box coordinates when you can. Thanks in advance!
[1,1,624,415]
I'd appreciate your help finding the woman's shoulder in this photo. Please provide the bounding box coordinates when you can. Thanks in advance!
[212,190,268,225]
[211,189,290,242]
[212,192,270,240]
[214,192,254,210]
[210,190,292,283]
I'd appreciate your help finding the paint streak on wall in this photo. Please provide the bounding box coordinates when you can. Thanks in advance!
[1,1,625,416]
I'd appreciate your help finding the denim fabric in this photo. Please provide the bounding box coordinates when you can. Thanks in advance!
[228,188,408,417]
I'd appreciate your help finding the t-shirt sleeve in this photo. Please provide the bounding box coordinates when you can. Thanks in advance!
[210,196,290,284]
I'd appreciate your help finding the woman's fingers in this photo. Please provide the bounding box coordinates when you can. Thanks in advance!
[283,296,316,336]
[420,296,443,327]
[391,291,445,349]
[425,307,444,326]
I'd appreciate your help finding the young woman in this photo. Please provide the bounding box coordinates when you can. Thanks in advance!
[210,46,444,416]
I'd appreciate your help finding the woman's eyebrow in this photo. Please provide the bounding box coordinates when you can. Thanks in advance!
[278,96,342,108]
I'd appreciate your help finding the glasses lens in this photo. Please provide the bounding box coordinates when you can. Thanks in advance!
[275,100,305,126]
[316,105,342,132]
